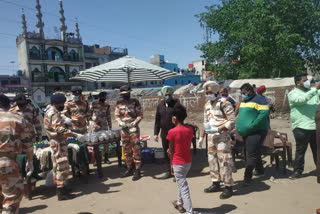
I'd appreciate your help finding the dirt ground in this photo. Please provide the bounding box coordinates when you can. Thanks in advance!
[20,111,319,214]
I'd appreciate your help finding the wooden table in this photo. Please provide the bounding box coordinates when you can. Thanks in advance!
[89,138,122,178]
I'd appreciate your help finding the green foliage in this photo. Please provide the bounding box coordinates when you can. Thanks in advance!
[196,0,320,80]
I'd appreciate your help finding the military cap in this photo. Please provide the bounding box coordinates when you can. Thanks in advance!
[13,94,26,102]
[119,85,131,94]
[99,92,107,97]
[71,87,82,94]
[203,81,220,93]
[51,94,66,104]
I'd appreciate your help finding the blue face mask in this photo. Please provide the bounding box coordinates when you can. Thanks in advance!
[241,93,249,101]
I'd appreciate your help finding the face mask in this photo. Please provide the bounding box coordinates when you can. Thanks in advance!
[99,98,106,103]
[303,80,311,89]
[56,106,64,112]
[262,92,267,96]
[172,116,177,125]
[72,95,79,102]
[206,94,216,101]
[165,95,173,103]
[17,103,27,109]
[241,93,249,101]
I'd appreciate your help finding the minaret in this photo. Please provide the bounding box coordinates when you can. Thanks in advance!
[75,18,80,39]
[59,0,67,41]
[35,0,44,39]
[21,9,27,35]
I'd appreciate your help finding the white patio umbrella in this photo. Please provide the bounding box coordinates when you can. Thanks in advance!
[72,56,178,86]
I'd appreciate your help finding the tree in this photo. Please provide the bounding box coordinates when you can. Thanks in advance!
[196,0,320,80]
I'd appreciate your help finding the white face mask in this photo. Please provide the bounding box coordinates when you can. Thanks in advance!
[72,95,79,102]
[206,94,216,101]
[303,80,311,89]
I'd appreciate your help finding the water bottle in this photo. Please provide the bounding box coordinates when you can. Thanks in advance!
[205,122,211,133]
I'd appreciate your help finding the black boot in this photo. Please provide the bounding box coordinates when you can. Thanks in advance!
[204,182,220,193]
[57,188,73,201]
[104,153,111,164]
[253,169,264,177]
[63,185,72,194]
[121,165,134,178]
[132,169,141,181]
[220,186,233,199]
[243,166,253,186]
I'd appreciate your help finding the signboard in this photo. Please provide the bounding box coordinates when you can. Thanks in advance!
[32,87,46,104]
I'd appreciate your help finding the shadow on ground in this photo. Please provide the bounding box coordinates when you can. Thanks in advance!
[20,204,48,214]
[194,204,237,214]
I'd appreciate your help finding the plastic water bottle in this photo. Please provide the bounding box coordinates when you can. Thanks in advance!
[205,122,211,133]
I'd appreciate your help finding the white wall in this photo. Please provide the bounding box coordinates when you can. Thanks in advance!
[17,39,30,79]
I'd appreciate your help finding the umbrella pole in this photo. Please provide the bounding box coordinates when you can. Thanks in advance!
[127,68,131,88]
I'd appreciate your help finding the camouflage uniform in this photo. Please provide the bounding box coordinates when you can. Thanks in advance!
[89,100,112,154]
[0,109,33,214]
[204,97,236,186]
[89,100,112,132]
[115,99,143,169]
[62,99,89,135]
[44,106,73,188]
[10,104,42,141]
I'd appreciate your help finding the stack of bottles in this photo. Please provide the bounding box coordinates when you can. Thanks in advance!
[66,137,82,145]
[33,141,50,149]
[83,130,121,145]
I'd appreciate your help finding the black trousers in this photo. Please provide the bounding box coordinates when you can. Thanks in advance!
[293,128,317,173]
[161,130,171,171]
[243,130,268,179]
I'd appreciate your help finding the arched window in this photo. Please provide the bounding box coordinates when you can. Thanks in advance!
[48,67,65,82]
[29,46,40,59]
[47,47,63,61]
[32,68,42,82]
[69,50,79,61]
[71,69,78,77]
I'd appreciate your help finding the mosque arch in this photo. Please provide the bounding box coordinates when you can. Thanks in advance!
[69,49,79,61]
[29,46,40,59]
[32,68,42,82]
[46,47,63,61]
[71,69,78,77]
[48,67,65,82]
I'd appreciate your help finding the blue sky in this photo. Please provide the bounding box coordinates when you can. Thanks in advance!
[0,0,218,75]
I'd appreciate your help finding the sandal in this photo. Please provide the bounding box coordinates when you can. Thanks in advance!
[172,200,186,213]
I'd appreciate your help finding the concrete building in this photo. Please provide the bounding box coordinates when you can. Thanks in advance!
[16,0,84,103]
[0,75,26,93]
[84,44,128,90]
[192,59,206,81]
[149,54,201,87]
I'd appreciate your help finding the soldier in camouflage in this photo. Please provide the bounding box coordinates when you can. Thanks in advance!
[10,94,42,142]
[115,85,143,181]
[198,81,236,199]
[0,94,34,213]
[62,88,89,135]
[44,94,81,201]
[89,92,112,164]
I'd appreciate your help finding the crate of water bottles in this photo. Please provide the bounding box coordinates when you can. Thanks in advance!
[33,141,50,149]
[83,130,121,146]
